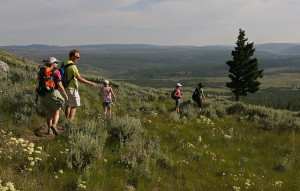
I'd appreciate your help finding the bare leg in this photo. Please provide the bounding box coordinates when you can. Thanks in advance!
[176,107,180,114]
[47,110,54,129]
[69,107,77,121]
[107,105,111,118]
[52,110,60,126]
[103,106,107,118]
[65,106,71,120]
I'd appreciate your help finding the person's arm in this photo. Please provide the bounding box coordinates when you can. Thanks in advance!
[77,76,98,87]
[110,87,116,102]
[57,81,68,101]
[201,89,205,101]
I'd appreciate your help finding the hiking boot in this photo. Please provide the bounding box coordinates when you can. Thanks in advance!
[48,128,53,135]
[50,125,59,136]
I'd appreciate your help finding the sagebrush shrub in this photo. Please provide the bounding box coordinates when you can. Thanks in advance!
[65,120,107,169]
[169,112,180,123]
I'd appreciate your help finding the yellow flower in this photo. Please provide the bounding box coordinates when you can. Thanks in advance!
[30,161,35,166]
[59,170,63,174]
[37,146,43,150]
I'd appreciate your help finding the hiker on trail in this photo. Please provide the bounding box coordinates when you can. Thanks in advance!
[99,80,116,119]
[36,57,68,135]
[193,82,206,112]
[173,83,182,114]
[62,49,98,121]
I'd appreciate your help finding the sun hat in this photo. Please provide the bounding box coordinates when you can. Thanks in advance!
[49,57,60,64]
[103,80,109,85]
[176,83,182,87]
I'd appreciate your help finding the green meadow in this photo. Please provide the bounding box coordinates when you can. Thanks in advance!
[0,50,299,190]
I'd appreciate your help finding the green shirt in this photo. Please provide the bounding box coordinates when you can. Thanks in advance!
[62,60,80,90]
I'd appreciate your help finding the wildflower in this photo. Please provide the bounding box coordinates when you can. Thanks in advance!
[59,170,63,174]
[245,179,251,187]
[78,184,86,190]
[37,146,43,150]
[28,157,34,161]
[198,136,202,142]
[233,186,241,191]
[10,137,17,141]
[224,134,232,139]
[28,143,35,148]
[55,175,58,179]
[104,159,107,162]
[274,181,283,187]
[7,156,12,160]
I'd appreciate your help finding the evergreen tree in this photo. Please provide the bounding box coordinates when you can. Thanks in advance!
[226,29,263,101]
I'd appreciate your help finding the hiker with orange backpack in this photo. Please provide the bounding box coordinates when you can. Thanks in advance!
[36,57,68,135]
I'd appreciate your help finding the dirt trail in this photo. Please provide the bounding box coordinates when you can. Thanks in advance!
[23,124,64,142]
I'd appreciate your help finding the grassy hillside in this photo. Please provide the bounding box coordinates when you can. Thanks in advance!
[0,50,299,190]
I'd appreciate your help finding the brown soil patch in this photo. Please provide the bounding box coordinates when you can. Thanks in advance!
[23,124,64,142]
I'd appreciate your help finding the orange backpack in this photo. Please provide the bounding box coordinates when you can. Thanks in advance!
[37,66,56,96]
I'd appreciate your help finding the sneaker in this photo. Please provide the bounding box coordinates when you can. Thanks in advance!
[50,125,59,136]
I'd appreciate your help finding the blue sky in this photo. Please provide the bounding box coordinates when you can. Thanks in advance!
[0,0,299,46]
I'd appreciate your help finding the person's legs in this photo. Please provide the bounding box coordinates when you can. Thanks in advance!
[176,106,180,114]
[107,105,111,118]
[175,99,180,114]
[52,110,60,126]
[103,106,107,117]
[47,110,53,128]
[200,99,204,111]
[65,106,71,120]
[47,110,54,134]
[69,107,77,121]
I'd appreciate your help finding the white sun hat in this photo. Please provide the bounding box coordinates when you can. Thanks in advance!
[49,57,60,64]
[103,80,109,84]
[176,83,182,87]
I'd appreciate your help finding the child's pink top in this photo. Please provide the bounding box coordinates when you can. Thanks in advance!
[102,87,112,102]
[176,88,181,97]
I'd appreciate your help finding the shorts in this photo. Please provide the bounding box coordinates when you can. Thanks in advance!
[175,98,180,107]
[40,89,65,110]
[195,98,203,109]
[65,89,81,107]
[102,102,111,107]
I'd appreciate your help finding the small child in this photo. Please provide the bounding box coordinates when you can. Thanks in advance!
[99,80,116,119]
[174,83,182,114]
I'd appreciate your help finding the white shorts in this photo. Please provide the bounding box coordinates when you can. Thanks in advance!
[66,89,81,107]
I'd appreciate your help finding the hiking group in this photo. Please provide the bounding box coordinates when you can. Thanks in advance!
[36,49,205,135]
[172,82,206,114]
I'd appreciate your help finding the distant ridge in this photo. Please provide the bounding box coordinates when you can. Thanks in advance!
[1,43,299,54]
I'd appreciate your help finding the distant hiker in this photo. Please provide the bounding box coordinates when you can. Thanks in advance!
[36,57,68,135]
[192,82,206,112]
[172,83,182,114]
[62,49,98,121]
[99,80,116,119]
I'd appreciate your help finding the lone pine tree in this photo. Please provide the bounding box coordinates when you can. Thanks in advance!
[226,29,263,101]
